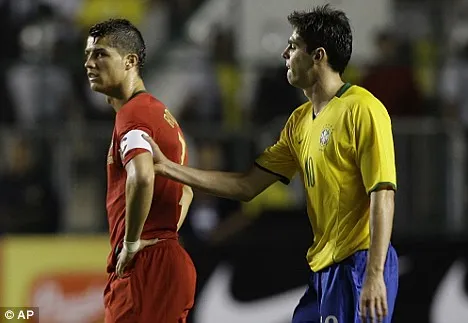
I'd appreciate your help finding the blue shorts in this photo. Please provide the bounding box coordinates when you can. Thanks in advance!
[292,245,398,323]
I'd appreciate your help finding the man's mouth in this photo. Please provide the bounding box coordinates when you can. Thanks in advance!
[87,72,99,81]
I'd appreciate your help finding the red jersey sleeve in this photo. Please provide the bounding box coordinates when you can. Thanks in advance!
[115,96,158,167]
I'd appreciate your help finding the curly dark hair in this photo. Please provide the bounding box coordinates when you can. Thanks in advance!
[287,5,352,74]
[89,19,146,75]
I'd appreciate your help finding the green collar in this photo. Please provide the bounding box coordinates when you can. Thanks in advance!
[335,82,352,98]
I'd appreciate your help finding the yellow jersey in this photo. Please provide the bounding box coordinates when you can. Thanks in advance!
[255,83,397,272]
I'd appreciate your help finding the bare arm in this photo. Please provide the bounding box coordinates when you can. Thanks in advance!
[367,188,395,276]
[159,161,278,202]
[143,132,280,201]
[124,152,155,242]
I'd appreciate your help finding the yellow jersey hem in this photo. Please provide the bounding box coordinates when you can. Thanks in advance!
[368,182,397,194]
[254,162,290,185]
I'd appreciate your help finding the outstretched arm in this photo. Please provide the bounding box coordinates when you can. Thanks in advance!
[143,134,280,202]
[159,162,277,202]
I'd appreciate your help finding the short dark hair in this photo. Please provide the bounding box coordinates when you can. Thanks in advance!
[89,19,146,75]
[288,5,352,74]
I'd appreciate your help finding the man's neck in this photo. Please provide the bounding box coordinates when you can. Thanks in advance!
[303,73,344,116]
[110,77,146,112]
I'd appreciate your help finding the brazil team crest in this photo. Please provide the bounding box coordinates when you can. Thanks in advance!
[319,125,333,149]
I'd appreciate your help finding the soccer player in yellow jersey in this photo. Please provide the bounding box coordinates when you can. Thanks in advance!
[144,5,398,323]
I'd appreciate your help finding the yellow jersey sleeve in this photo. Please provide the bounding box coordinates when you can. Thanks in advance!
[255,119,297,185]
[353,101,397,193]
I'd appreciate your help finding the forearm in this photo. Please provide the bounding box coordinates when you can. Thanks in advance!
[160,161,252,201]
[125,178,154,242]
[367,189,395,275]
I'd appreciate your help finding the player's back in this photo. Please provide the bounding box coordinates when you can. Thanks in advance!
[106,92,188,254]
[133,94,187,239]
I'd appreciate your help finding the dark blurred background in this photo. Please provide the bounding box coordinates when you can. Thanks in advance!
[0,0,467,322]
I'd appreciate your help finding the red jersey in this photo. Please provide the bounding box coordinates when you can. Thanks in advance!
[105,92,188,270]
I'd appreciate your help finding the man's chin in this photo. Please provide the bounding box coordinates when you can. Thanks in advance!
[89,82,106,93]
[287,75,307,89]
[286,73,297,86]
[287,78,301,88]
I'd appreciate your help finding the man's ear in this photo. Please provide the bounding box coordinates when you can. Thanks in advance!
[313,47,326,62]
[125,54,139,70]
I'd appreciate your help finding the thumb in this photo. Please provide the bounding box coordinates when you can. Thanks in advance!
[142,134,158,152]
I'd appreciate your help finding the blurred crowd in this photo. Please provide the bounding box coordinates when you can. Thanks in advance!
[0,0,206,234]
[1,0,467,239]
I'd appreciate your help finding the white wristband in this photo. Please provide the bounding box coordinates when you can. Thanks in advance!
[123,240,141,253]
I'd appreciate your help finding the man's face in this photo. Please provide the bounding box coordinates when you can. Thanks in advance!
[281,30,316,88]
[84,36,127,95]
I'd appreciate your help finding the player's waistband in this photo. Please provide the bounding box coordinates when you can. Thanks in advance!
[108,237,180,273]
[113,236,178,257]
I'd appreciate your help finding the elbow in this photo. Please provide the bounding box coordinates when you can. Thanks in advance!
[127,171,154,187]
[238,193,252,202]
[237,181,256,202]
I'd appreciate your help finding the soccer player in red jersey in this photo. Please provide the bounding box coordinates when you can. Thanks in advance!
[84,19,196,323]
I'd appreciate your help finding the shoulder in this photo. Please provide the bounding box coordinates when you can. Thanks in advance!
[117,93,165,121]
[341,85,390,121]
[116,93,171,128]
[115,93,179,137]
[286,101,311,127]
